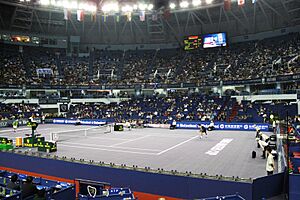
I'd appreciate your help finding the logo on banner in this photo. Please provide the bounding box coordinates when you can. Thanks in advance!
[244,125,249,129]
[0,121,8,127]
[220,124,224,129]
[87,185,97,197]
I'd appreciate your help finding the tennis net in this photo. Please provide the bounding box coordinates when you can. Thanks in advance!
[50,124,112,142]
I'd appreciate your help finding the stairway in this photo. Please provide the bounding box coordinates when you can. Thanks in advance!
[216,96,230,120]
[228,102,240,122]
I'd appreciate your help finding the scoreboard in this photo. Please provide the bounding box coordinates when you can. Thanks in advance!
[183,32,227,50]
[183,35,202,51]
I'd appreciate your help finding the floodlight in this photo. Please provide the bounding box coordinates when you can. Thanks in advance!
[192,0,201,6]
[147,4,154,10]
[138,3,147,10]
[169,3,176,9]
[40,0,50,6]
[122,5,133,12]
[180,1,189,8]
[206,0,213,4]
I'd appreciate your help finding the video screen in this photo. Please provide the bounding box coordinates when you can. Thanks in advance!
[203,32,227,48]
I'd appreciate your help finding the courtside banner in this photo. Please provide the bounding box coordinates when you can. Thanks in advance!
[53,119,106,126]
[0,118,42,128]
[176,121,270,131]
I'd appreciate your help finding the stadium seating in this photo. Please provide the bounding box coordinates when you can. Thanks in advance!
[0,33,299,87]
[0,103,40,120]
[0,170,75,200]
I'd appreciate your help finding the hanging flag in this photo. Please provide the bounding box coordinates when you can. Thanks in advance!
[224,0,231,11]
[91,12,96,22]
[139,11,145,22]
[97,70,100,79]
[238,0,245,6]
[111,69,114,78]
[103,14,107,22]
[163,9,171,20]
[152,11,158,21]
[126,12,132,22]
[116,13,120,23]
[64,8,71,20]
[77,10,84,21]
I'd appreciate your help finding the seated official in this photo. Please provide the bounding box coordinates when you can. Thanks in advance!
[170,120,176,130]
[7,174,20,190]
[22,176,37,198]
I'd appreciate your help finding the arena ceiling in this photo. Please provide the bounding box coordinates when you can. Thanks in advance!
[0,0,299,44]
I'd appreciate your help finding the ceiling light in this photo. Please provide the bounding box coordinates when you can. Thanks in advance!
[180,1,189,8]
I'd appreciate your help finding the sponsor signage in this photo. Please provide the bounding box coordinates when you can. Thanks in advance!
[176,121,270,131]
[0,118,41,128]
[53,119,106,126]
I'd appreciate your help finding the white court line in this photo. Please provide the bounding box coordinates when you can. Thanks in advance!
[60,141,161,152]
[0,127,54,133]
[120,132,196,139]
[58,134,129,141]
[0,133,130,141]
[156,135,199,155]
[58,144,158,155]
[109,135,151,147]
[0,127,30,133]
[205,138,233,156]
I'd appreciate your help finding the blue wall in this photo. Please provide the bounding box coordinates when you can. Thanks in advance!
[252,173,285,199]
[0,151,252,199]
[289,174,300,200]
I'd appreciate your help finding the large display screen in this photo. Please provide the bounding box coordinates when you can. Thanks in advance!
[203,32,227,48]
[183,35,202,51]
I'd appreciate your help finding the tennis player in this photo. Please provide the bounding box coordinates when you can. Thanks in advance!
[199,125,207,139]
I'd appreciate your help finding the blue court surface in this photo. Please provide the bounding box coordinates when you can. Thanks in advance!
[0,124,272,179]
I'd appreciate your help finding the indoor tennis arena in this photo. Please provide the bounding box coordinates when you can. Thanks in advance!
[0,0,299,199]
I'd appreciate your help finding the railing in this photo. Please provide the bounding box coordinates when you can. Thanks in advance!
[0,73,299,90]
[276,124,288,173]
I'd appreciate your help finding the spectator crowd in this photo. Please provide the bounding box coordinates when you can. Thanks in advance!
[0,33,299,87]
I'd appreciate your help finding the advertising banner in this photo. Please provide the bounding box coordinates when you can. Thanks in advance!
[176,121,270,131]
[53,119,106,126]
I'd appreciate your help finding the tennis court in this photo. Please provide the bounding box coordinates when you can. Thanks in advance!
[0,124,271,179]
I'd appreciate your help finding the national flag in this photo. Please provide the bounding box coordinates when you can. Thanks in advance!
[139,11,145,22]
[163,9,171,20]
[77,9,84,21]
[238,0,245,6]
[152,11,158,21]
[224,0,231,11]
[64,8,71,20]
[91,12,96,22]
[116,13,120,23]
[126,12,132,21]
[103,14,107,22]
